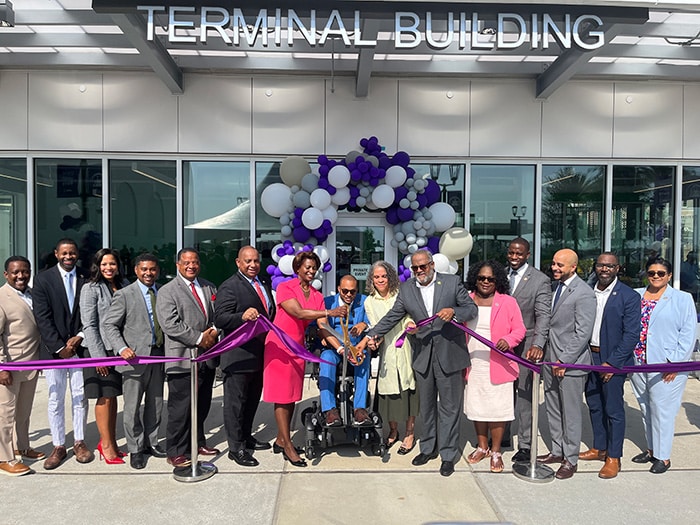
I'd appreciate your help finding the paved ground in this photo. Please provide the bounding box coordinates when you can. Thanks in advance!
[2,371,700,525]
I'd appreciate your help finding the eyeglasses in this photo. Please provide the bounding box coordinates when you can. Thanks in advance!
[340,288,357,295]
[476,275,496,283]
[410,263,432,272]
[647,270,667,278]
[595,263,618,270]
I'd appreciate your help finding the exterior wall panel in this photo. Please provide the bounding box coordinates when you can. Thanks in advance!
[683,84,700,159]
[0,72,28,151]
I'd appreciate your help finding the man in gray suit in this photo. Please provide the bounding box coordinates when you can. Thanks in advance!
[536,248,596,480]
[156,248,219,468]
[368,249,477,477]
[103,253,165,470]
[506,237,551,463]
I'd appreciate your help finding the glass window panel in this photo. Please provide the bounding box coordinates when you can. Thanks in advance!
[184,161,250,286]
[35,158,103,271]
[109,160,176,283]
[680,166,700,307]
[412,164,465,227]
[541,165,605,277]
[611,165,675,288]
[469,165,535,265]
[0,158,27,283]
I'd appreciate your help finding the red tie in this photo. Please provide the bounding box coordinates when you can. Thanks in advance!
[253,279,268,313]
[190,282,207,316]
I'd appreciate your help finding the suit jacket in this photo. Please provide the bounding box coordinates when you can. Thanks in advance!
[546,274,596,377]
[596,280,641,370]
[32,265,88,359]
[214,272,276,374]
[369,273,477,375]
[156,275,217,375]
[0,283,41,380]
[634,285,697,364]
[466,291,526,384]
[103,280,164,375]
[80,281,116,359]
[512,264,551,353]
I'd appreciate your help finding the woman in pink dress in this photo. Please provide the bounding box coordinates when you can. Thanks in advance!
[264,251,347,467]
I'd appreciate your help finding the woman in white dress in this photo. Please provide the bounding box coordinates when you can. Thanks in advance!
[464,260,526,473]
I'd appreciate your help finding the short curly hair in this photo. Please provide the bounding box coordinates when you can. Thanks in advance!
[466,260,510,295]
[365,261,401,296]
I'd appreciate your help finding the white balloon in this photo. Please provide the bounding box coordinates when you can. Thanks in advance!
[322,206,338,224]
[331,187,351,206]
[408,243,418,253]
[328,165,351,188]
[271,243,284,263]
[439,228,473,260]
[293,242,305,251]
[313,245,330,264]
[429,202,456,232]
[406,233,417,244]
[310,189,332,209]
[278,254,295,276]
[372,184,395,209]
[433,253,451,273]
[403,255,413,268]
[280,156,311,187]
[384,165,407,188]
[260,183,292,218]
[417,237,427,247]
[448,260,459,275]
[301,208,324,230]
[312,278,323,291]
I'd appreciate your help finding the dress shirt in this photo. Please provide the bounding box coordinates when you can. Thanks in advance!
[510,263,528,293]
[54,265,83,349]
[136,280,158,347]
[552,274,576,309]
[177,274,211,345]
[415,272,438,317]
[242,272,270,312]
[590,277,616,347]
[12,287,33,309]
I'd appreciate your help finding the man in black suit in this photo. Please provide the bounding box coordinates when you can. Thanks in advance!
[32,238,94,469]
[214,246,276,467]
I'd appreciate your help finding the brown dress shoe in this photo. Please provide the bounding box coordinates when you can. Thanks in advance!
[599,457,621,479]
[0,460,31,477]
[15,448,46,460]
[579,448,606,461]
[197,446,220,456]
[167,455,192,467]
[73,441,95,464]
[353,408,372,425]
[324,407,342,427]
[43,446,67,470]
[555,459,578,480]
[536,452,564,464]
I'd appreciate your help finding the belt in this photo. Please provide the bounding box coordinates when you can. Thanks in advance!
[590,345,600,353]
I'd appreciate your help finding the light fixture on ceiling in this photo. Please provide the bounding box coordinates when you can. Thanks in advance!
[0,0,14,28]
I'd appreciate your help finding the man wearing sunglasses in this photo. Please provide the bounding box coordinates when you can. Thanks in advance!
[318,275,372,426]
[579,252,640,479]
[367,249,477,477]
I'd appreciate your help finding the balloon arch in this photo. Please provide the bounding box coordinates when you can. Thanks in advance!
[260,136,473,290]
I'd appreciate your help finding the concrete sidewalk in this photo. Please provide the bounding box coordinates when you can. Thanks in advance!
[2,373,700,525]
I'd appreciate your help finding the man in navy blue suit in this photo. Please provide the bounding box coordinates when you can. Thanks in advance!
[579,252,641,478]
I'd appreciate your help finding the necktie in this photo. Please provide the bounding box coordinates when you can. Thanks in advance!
[190,282,207,316]
[552,282,564,310]
[509,269,517,293]
[148,287,164,347]
[253,279,269,313]
[65,272,75,311]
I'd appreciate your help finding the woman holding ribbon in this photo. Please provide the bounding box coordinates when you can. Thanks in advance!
[630,256,696,474]
[363,261,418,455]
[464,260,525,473]
[263,251,347,467]
[80,248,128,464]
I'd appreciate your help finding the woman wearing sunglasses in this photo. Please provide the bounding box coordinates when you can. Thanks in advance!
[464,260,526,473]
[630,256,696,474]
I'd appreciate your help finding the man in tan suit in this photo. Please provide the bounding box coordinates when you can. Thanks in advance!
[0,256,43,476]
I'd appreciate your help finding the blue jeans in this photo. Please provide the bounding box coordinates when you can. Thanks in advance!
[319,348,370,412]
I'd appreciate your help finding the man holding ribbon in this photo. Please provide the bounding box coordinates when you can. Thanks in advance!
[367,249,477,477]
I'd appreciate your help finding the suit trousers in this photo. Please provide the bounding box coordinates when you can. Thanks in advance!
[122,364,164,453]
[223,369,263,452]
[630,371,688,461]
[0,371,39,461]
[515,363,535,449]
[319,349,370,411]
[416,354,464,462]
[45,365,87,446]
[165,365,216,457]
[542,366,586,465]
[584,371,626,458]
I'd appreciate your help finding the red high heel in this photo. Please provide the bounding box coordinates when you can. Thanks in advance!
[96,441,125,465]
[97,441,127,458]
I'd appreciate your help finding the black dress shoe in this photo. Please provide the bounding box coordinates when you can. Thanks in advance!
[146,445,167,458]
[281,450,307,467]
[246,438,272,451]
[631,450,654,464]
[411,451,438,466]
[440,460,455,477]
[273,443,304,455]
[130,452,146,470]
[512,448,531,463]
[228,449,259,467]
[650,459,670,474]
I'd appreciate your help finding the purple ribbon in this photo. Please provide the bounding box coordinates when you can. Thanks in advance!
[394,315,700,375]
[0,317,329,372]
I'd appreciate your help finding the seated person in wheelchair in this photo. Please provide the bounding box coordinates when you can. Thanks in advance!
[318,275,372,426]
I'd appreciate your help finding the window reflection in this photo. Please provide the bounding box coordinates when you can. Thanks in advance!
[0,159,27,276]
[35,159,102,271]
[611,165,674,288]
[681,166,700,307]
[412,164,465,227]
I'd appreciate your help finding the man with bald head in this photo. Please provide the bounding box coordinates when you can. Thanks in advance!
[536,248,596,480]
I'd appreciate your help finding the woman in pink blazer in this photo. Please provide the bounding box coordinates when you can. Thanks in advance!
[464,260,526,473]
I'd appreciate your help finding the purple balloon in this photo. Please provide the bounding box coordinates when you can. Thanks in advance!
[360,138,368,148]
[294,207,304,218]
[369,166,379,178]
[291,217,302,228]
[276,247,285,258]
[327,185,337,195]
[318,178,329,189]
[379,156,392,169]
[392,151,411,167]
[285,246,295,255]
[313,227,325,238]
[348,162,357,171]
[369,178,380,187]
[266,264,276,276]
[362,172,371,182]
[319,165,330,176]
[323,261,332,272]
[397,207,413,222]
[283,240,293,247]
[427,236,440,253]
[349,197,357,208]
[349,186,360,197]
[385,207,399,225]
[293,226,311,243]
[394,186,408,202]
[304,244,314,252]
[318,155,329,165]
[358,161,369,173]
[406,166,416,178]
[423,179,441,205]
[403,269,411,278]
[350,169,362,182]
[416,194,428,208]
